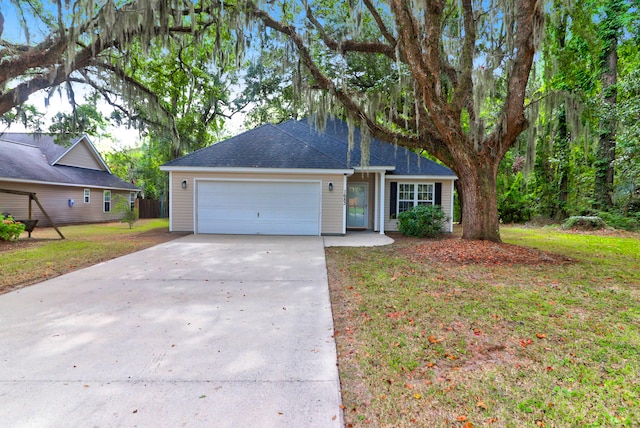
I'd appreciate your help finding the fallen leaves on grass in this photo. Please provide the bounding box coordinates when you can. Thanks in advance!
[398,236,573,266]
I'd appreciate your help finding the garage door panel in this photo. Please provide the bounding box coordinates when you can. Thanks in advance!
[196,181,321,235]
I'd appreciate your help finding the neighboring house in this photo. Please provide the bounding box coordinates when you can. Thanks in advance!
[0,133,139,227]
[160,118,457,236]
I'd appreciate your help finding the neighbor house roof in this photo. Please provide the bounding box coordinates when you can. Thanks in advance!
[0,133,139,190]
[161,118,456,178]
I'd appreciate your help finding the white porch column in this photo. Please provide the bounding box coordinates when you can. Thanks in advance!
[450,180,455,232]
[374,172,380,231]
[379,172,386,234]
[343,175,348,234]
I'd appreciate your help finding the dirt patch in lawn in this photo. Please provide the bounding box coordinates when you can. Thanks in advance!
[389,233,573,266]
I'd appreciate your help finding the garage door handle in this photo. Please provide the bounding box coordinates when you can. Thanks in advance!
[257,212,260,218]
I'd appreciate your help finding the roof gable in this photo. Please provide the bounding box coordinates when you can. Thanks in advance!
[0,133,137,190]
[53,135,111,172]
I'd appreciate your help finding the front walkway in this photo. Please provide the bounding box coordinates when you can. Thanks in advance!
[323,230,395,247]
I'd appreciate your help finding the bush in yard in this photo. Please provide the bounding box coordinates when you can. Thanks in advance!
[114,195,139,229]
[597,211,640,231]
[0,214,26,241]
[397,205,447,238]
[562,216,606,230]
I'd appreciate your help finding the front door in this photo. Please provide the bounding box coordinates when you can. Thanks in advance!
[347,183,368,228]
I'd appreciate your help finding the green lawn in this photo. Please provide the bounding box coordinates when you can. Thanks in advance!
[326,226,640,427]
[0,219,177,292]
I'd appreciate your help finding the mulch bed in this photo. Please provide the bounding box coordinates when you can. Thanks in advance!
[391,233,573,266]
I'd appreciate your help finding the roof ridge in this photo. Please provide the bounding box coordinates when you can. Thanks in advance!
[163,123,277,165]
[0,138,37,148]
[274,122,349,167]
[293,118,391,167]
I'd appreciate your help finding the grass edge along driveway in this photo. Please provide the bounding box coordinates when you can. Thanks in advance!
[0,219,182,294]
[326,226,640,427]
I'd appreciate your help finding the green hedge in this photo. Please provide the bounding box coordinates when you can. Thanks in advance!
[397,205,447,238]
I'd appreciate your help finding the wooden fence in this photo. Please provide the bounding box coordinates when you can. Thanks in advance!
[137,198,163,218]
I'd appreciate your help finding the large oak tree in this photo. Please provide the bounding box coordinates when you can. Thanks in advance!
[2,0,544,241]
[241,0,544,241]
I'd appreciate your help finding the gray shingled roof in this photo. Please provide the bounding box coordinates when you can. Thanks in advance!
[285,118,456,176]
[162,124,350,169]
[0,133,139,190]
[162,118,456,178]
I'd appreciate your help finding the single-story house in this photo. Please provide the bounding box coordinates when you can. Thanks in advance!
[160,118,457,236]
[0,133,139,227]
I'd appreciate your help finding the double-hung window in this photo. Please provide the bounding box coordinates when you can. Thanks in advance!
[129,192,136,210]
[103,190,111,213]
[397,183,434,214]
[84,189,90,204]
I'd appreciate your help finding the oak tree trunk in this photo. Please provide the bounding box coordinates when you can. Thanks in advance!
[457,159,501,242]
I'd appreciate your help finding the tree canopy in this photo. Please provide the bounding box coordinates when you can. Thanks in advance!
[236,0,543,241]
[2,0,639,237]
[0,0,243,153]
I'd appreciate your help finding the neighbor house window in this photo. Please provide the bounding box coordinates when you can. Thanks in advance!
[103,190,111,212]
[397,183,434,214]
[84,189,90,204]
[129,192,136,210]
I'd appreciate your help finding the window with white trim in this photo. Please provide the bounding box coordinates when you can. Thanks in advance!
[103,190,111,213]
[129,192,136,210]
[84,189,90,204]
[397,183,434,214]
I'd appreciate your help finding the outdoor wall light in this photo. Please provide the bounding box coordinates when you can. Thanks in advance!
[328,182,334,191]
[181,180,187,189]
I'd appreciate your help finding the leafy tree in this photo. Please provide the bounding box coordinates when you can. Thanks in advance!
[241,46,303,127]
[47,92,111,143]
[1,104,46,131]
[114,195,138,229]
[240,0,543,242]
[593,0,628,209]
[0,0,240,154]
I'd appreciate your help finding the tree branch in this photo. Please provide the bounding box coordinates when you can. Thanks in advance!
[486,0,543,160]
[451,0,475,115]
[304,4,396,59]
[362,0,396,47]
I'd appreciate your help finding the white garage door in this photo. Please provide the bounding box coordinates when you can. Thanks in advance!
[196,180,321,235]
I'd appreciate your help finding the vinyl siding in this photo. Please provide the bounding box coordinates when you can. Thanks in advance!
[169,171,345,235]
[56,141,105,170]
[0,181,130,227]
[384,178,455,232]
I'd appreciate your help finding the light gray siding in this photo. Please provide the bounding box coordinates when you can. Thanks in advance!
[0,181,130,226]
[384,178,455,232]
[56,141,105,170]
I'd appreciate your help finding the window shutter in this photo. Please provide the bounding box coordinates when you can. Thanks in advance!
[435,182,442,206]
[390,182,397,217]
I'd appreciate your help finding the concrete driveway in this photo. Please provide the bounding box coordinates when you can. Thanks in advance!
[0,235,343,427]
